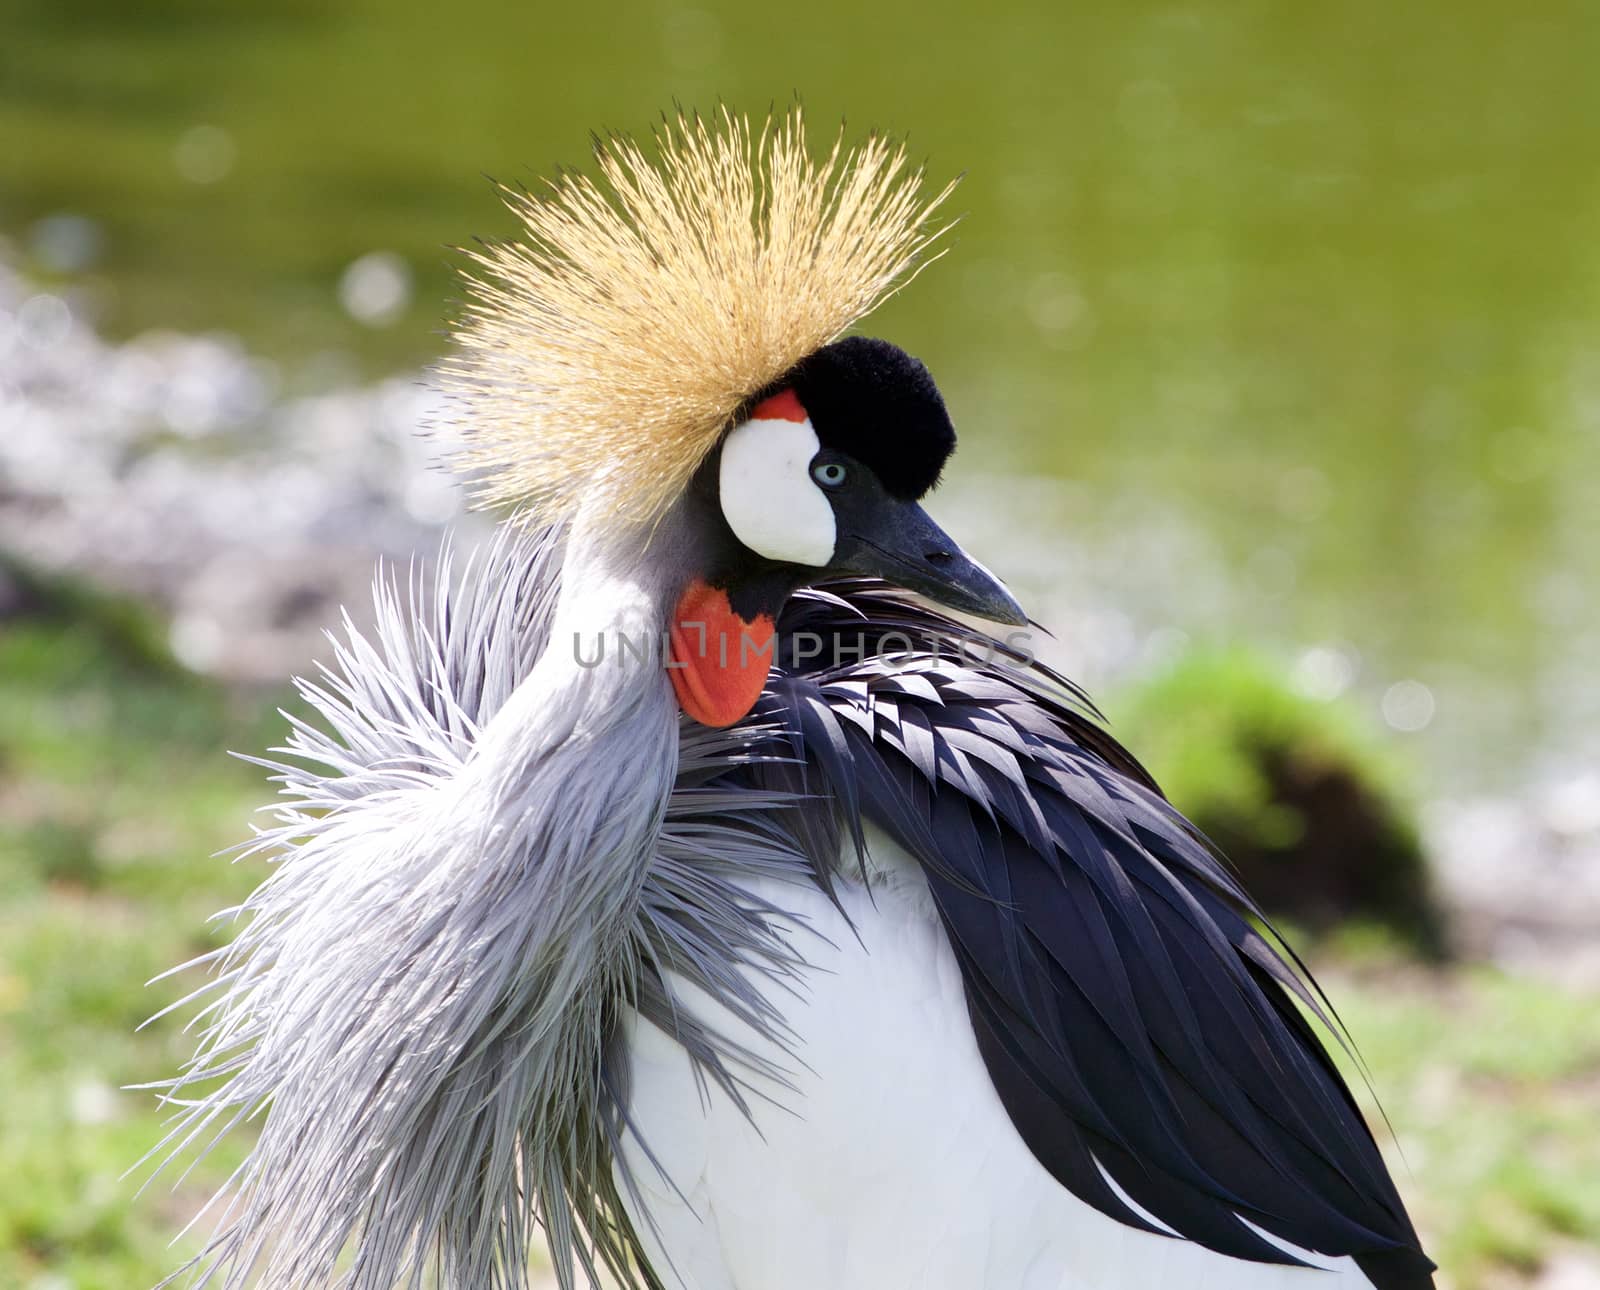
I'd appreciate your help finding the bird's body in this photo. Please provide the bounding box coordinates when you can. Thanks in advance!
[152,109,1434,1290]
[616,833,1379,1290]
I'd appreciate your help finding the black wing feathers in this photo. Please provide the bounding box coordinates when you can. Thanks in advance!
[750,582,1435,1289]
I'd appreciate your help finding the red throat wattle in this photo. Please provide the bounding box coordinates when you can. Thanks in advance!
[668,579,776,727]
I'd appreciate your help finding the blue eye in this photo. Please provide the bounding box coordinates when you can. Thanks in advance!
[812,460,848,488]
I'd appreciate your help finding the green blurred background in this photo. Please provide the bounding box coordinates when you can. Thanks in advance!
[2,2,1598,1287]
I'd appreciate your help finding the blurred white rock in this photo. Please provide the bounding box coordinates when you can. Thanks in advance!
[1425,778,1600,985]
[0,258,479,683]
[339,251,412,327]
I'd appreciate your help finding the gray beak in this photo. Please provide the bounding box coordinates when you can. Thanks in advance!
[834,500,1029,626]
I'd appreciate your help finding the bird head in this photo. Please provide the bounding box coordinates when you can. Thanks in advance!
[670,334,1025,725]
[442,108,1024,726]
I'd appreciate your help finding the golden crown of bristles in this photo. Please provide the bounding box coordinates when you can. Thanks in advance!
[439,107,958,524]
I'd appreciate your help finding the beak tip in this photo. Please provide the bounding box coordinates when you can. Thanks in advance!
[992,593,1031,629]
[966,566,1029,628]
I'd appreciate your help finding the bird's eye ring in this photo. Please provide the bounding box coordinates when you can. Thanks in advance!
[811,460,848,489]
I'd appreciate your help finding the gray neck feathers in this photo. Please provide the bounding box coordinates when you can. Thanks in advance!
[472,504,680,798]
[152,517,688,1290]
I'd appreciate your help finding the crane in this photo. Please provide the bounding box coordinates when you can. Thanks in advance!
[149,108,1435,1290]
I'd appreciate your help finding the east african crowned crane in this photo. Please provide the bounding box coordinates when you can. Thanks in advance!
[151,109,1435,1290]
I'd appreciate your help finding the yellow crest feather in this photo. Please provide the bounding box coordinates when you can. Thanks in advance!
[440,107,958,523]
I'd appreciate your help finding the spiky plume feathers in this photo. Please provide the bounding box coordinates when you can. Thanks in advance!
[441,108,956,522]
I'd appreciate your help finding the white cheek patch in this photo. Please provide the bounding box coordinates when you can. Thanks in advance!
[718,415,837,567]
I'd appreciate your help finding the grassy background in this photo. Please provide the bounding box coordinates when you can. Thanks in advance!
[0,605,265,1289]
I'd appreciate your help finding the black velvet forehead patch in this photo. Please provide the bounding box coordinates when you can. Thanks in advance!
[783,336,956,500]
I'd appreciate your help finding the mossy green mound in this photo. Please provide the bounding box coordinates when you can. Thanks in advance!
[1112,645,1445,957]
